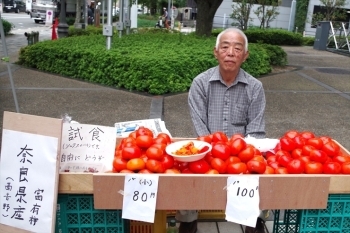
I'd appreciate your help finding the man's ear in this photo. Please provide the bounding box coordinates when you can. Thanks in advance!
[243,50,249,62]
[213,46,218,59]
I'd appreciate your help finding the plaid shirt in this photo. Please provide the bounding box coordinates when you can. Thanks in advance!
[188,66,266,138]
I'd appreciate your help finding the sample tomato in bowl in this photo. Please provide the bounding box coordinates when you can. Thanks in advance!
[165,140,212,162]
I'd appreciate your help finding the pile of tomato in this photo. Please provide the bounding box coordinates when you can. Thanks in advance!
[113,127,350,175]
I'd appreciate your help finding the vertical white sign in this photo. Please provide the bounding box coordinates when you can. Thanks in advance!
[0,129,58,232]
[26,0,32,12]
[45,10,53,25]
[60,123,116,172]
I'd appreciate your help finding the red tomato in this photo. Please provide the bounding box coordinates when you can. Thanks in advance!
[309,149,328,163]
[286,159,304,174]
[323,162,341,174]
[197,135,212,144]
[211,142,231,160]
[173,161,189,172]
[278,154,293,168]
[225,156,241,165]
[135,135,154,148]
[151,143,167,152]
[280,137,297,152]
[127,158,146,171]
[160,154,174,170]
[269,161,279,170]
[341,162,350,174]
[122,145,141,160]
[322,141,340,157]
[228,138,247,156]
[306,138,324,150]
[251,155,265,162]
[226,162,247,174]
[119,169,134,173]
[299,156,311,165]
[264,166,275,174]
[212,131,228,143]
[205,169,220,174]
[164,168,181,174]
[293,135,306,149]
[291,148,303,159]
[188,159,210,174]
[275,167,288,174]
[153,136,169,145]
[204,152,214,164]
[333,155,350,164]
[113,157,127,172]
[229,133,244,142]
[267,155,278,165]
[210,158,227,174]
[300,131,315,140]
[247,160,266,174]
[181,168,194,174]
[146,146,164,160]
[305,161,323,174]
[146,159,165,173]
[136,126,154,138]
[138,169,153,174]
[284,130,300,139]
[238,147,255,162]
[275,150,291,161]
[128,131,137,139]
[302,145,316,157]
[319,136,332,145]
[157,133,172,144]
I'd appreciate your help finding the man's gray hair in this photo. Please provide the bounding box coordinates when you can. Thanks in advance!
[215,28,248,52]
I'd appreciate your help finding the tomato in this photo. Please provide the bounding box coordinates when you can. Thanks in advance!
[197,135,212,144]
[119,169,134,173]
[146,146,164,160]
[211,142,231,160]
[161,154,174,170]
[247,160,266,174]
[181,168,194,174]
[319,136,332,145]
[136,126,154,138]
[188,159,210,174]
[251,155,265,162]
[210,158,227,174]
[138,169,153,174]
[278,154,293,168]
[140,154,148,163]
[305,161,323,174]
[113,157,127,172]
[151,143,167,152]
[275,167,288,174]
[225,156,241,165]
[341,162,350,174]
[226,162,247,174]
[228,138,247,156]
[264,166,275,174]
[173,161,189,172]
[146,159,165,173]
[135,135,154,148]
[252,147,262,156]
[293,135,306,149]
[153,136,169,145]
[269,161,279,170]
[300,131,315,140]
[323,162,341,174]
[267,155,278,164]
[229,133,244,142]
[204,152,214,164]
[309,149,328,163]
[291,148,303,159]
[322,141,340,157]
[333,155,350,164]
[302,145,316,157]
[211,131,228,143]
[284,130,300,139]
[275,150,291,161]
[280,137,297,152]
[205,169,219,174]
[122,145,141,160]
[164,168,181,174]
[238,147,255,162]
[299,156,311,165]
[128,131,137,139]
[306,138,324,150]
[286,159,304,174]
[157,133,172,144]
[126,158,146,171]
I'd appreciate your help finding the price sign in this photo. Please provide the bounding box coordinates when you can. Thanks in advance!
[225,176,260,227]
[122,174,159,223]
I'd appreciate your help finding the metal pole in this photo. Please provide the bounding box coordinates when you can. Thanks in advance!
[102,0,105,25]
[0,13,20,112]
[288,0,297,32]
[118,0,123,38]
[84,0,88,27]
[57,0,69,38]
[106,0,112,49]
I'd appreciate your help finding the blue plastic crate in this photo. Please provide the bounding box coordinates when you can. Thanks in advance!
[273,209,302,233]
[299,194,350,233]
[55,194,126,233]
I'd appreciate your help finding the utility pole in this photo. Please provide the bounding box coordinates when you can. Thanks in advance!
[57,0,69,38]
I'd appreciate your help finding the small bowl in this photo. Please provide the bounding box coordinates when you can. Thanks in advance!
[165,140,212,162]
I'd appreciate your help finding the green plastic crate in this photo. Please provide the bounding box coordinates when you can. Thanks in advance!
[299,194,350,233]
[273,209,302,233]
[56,194,126,233]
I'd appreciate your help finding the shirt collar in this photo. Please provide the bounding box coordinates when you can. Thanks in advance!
[210,66,249,85]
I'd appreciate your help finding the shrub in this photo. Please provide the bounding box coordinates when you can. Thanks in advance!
[302,36,315,46]
[244,28,303,46]
[2,18,14,35]
[258,44,287,66]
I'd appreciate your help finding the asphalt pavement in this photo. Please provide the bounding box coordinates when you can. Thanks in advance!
[0,28,350,233]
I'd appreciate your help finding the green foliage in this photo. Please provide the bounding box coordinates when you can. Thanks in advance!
[68,25,103,37]
[1,18,14,35]
[245,28,303,45]
[302,36,315,46]
[257,43,287,66]
[295,0,309,32]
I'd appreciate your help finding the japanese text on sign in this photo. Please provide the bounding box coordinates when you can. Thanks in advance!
[122,174,159,223]
[60,123,116,172]
[0,129,58,232]
[225,176,260,227]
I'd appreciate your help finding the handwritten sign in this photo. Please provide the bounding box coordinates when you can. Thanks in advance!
[225,176,260,227]
[60,123,116,172]
[0,129,58,232]
[122,174,159,223]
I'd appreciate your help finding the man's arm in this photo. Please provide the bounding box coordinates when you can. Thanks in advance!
[246,83,266,139]
[188,78,211,136]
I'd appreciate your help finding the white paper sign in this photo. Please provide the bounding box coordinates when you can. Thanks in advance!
[45,10,53,25]
[225,176,260,227]
[0,129,58,232]
[60,123,116,172]
[122,174,159,223]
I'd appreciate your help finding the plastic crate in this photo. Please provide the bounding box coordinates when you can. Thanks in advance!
[273,209,302,233]
[299,194,350,233]
[55,194,126,233]
[128,220,153,233]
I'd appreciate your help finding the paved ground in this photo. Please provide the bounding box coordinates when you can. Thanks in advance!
[0,29,350,233]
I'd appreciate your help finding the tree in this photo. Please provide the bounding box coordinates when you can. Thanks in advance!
[75,0,82,25]
[253,0,280,29]
[194,0,224,37]
[230,0,254,30]
[311,0,347,26]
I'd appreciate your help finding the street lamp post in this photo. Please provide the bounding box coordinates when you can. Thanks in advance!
[57,0,69,38]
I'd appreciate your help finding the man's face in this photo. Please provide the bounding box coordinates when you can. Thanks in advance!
[213,31,249,74]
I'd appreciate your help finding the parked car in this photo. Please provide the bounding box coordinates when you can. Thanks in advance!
[3,0,26,13]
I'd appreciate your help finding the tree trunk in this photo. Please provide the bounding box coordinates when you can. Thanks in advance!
[194,0,223,37]
[75,0,82,24]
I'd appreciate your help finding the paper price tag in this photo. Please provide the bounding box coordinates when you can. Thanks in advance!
[225,176,260,227]
[122,174,159,223]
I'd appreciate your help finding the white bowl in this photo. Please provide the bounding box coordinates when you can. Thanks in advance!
[165,140,212,162]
